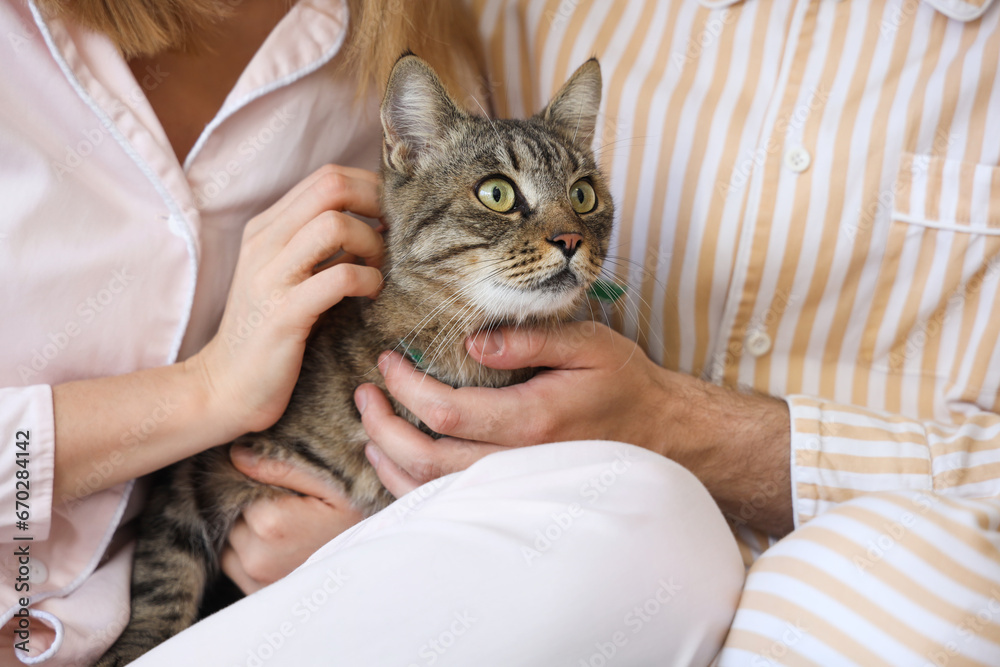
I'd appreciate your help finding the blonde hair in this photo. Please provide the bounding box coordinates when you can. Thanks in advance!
[343,0,487,108]
[35,0,488,106]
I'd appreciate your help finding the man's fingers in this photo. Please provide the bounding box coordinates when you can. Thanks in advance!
[364,444,421,498]
[356,382,437,455]
[375,352,540,444]
[465,321,617,371]
[355,382,428,495]
[357,380,511,483]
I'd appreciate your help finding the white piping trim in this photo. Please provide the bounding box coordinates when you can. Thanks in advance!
[0,607,66,664]
[28,1,198,364]
[892,210,1000,235]
[183,0,350,170]
[16,611,64,664]
[0,482,134,663]
[0,481,135,661]
[26,481,135,608]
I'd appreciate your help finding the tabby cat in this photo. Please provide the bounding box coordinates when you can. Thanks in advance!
[98,54,613,665]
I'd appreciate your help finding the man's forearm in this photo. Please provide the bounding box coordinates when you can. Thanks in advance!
[659,371,794,536]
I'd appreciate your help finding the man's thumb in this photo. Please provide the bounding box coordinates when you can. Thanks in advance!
[466,322,602,370]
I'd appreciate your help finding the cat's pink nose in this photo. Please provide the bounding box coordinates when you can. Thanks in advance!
[549,232,584,258]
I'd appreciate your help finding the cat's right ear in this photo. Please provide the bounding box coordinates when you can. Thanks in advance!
[380,54,462,173]
[540,57,602,146]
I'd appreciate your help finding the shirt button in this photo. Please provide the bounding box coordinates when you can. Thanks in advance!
[28,559,48,584]
[783,145,812,173]
[745,329,773,357]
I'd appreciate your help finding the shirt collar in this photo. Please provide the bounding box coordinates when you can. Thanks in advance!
[30,0,349,171]
[188,0,349,168]
[698,0,996,22]
[218,0,348,118]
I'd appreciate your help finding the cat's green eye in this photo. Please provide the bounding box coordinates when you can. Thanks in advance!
[569,180,597,214]
[477,178,517,212]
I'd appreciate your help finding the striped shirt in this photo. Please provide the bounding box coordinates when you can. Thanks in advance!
[473,0,1000,559]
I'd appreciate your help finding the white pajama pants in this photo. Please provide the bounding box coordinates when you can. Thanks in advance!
[132,441,746,667]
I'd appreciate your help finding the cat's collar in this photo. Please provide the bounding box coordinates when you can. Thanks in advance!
[400,344,425,368]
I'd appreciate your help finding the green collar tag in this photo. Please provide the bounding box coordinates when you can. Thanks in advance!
[587,278,627,303]
[402,345,425,366]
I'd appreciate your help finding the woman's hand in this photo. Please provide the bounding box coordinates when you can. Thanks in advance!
[191,165,385,438]
[357,321,794,535]
[221,445,364,594]
[52,165,385,501]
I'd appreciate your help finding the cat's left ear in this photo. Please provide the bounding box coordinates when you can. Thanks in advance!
[540,58,602,145]
[381,54,464,173]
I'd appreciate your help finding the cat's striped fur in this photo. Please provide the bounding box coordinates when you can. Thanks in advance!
[98,55,613,665]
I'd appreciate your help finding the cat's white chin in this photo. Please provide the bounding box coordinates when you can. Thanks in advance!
[468,279,584,322]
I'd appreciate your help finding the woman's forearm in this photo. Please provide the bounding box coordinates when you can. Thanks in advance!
[51,357,231,503]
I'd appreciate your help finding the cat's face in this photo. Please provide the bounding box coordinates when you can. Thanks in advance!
[379,56,613,323]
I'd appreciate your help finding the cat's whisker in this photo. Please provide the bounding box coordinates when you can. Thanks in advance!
[422,296,482,368]
[388,266,511,373]
[583,289,600,327]
[609,289,656,351]
[573,102,586,144]
[601,256,668,293]
[456,77,503,144]
[380,258,511,318]
[436,290,505,366]
[377,245,425,286]
[356,276,496,379]
[591,133,653,156]
[440,307,486,376]
[419,305,484,388]
[471,316,503,386]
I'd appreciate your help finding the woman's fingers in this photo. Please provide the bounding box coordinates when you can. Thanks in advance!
[220,536,262,594]
[273,211,384,285]
[244,165,380,240]
[290,263,383,320]
[230,445,349,503]
[223,447,366,594]
[257,167,382,249]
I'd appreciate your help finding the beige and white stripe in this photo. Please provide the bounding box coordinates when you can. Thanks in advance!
[473,0,1000,662]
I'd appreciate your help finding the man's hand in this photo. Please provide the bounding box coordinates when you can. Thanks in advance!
[357,321,794,536]
[221,445,364,594]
